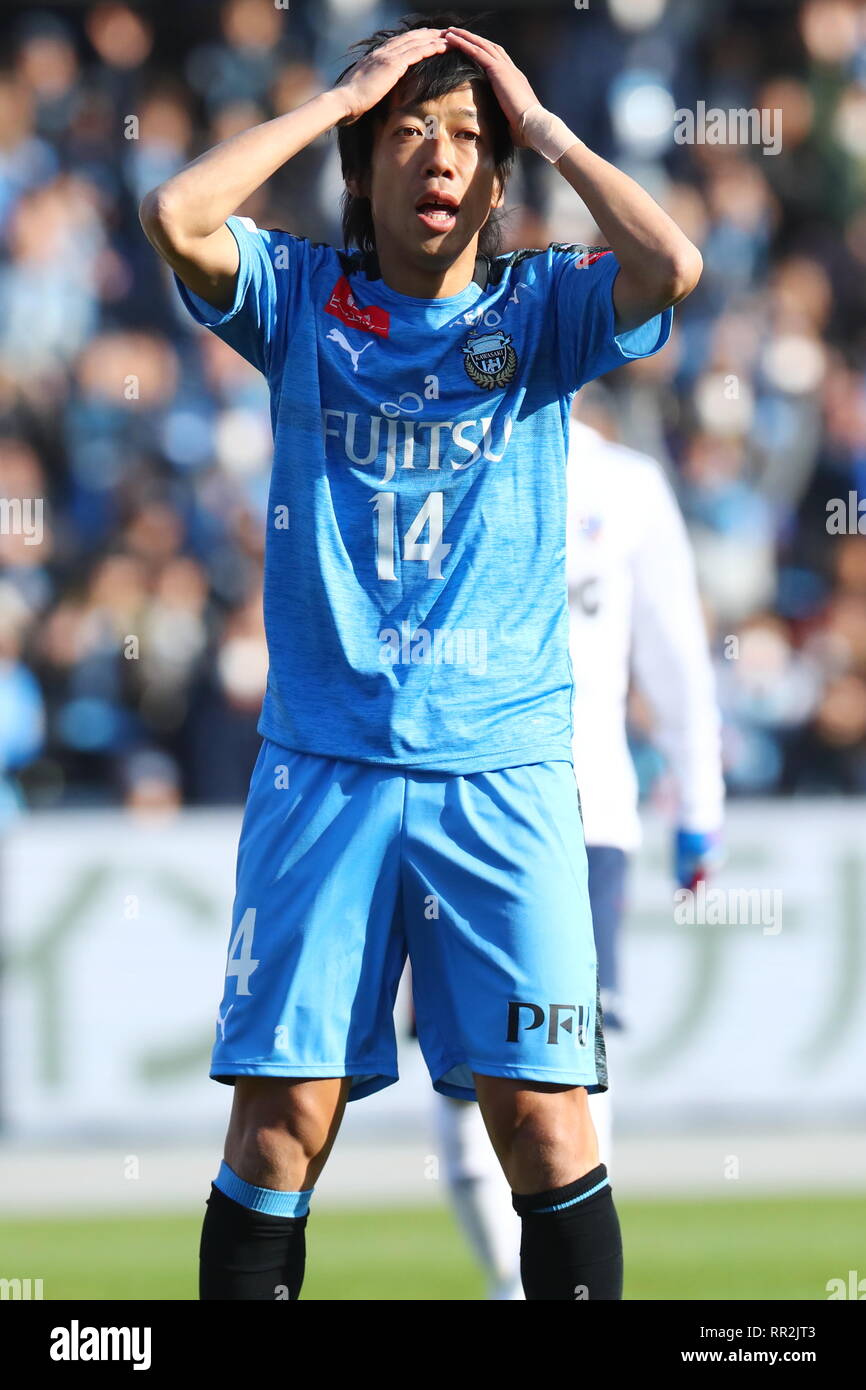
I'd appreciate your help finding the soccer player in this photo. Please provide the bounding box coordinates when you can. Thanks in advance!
[139,14,702,1301]
[435,401,725,1298]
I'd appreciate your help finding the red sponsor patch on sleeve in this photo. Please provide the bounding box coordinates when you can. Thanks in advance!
[324,276,390,337]
[576,248,612,267]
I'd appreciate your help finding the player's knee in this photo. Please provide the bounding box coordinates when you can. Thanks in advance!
[510,1106,577,1164]
[226,1077,343,1186]
[484,1086,598,1189]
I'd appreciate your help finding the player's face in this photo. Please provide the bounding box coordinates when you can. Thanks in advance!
[363,81,502,273]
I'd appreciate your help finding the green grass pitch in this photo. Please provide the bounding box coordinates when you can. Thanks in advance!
[2,1194,863,1300]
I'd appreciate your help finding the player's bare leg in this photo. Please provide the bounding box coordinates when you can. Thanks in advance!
[200,1075,352,1300]
[474,1075,622,1301]
[224,1075,350,1188]
[438,1050,616,1300]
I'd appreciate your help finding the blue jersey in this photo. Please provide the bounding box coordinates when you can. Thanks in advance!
[174,217,673,773]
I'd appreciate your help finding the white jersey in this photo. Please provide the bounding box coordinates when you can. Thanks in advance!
[566,421,724,851]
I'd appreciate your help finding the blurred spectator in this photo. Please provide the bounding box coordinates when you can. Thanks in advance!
[0,0,864,805]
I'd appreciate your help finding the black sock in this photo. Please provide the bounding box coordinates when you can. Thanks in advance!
[199,1182,308,1301]
[511,1163,623,1301]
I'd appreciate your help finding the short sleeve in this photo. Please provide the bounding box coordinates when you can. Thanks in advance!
[173,215,305,380]
[549,245,673,394]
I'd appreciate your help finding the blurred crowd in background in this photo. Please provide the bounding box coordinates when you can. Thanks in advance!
[1,0,865,818]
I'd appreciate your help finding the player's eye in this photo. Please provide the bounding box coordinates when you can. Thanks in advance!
[395,125,422,137]
[458,130,481,142]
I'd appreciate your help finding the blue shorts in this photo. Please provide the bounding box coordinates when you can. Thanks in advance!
[211,740,607,1101]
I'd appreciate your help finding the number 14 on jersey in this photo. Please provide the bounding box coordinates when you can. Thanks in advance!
[372,491,452,580]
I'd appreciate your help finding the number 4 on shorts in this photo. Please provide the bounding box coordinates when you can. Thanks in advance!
[226,907,260,995]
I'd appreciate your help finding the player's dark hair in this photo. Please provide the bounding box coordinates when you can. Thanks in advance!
[335,12,514,257]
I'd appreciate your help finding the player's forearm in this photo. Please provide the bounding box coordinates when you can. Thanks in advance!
[554,139,702,324]
[140,88,351,242]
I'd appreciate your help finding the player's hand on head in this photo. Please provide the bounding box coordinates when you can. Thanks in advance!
[334,28,449,125]
[674,828,724,892]
[442,27,540,141]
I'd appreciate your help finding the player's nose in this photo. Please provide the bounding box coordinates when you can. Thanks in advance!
[421,135,456,178]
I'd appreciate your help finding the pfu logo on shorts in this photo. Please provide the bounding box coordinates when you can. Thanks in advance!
[461,329,517,390]
[507,1000,589,1046]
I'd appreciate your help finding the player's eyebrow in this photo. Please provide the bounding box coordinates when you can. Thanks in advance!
[392,101,480,122]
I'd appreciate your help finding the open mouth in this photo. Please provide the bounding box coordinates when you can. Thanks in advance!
[415,196,459,233]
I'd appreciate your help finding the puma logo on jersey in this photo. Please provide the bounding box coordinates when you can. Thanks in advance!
[216,1003,234,1040]
[327,327,374,373]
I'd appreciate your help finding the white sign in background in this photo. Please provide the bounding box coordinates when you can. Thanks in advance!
[1,801,864,1139]
[617,800,866,1125]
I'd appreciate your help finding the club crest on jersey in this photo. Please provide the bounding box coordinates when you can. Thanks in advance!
[461,329,517,390]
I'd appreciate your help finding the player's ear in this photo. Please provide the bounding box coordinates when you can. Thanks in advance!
[490,174,505,210]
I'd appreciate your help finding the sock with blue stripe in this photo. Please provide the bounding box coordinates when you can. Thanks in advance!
[199,1161,314,1301]
[511,1162,622,1301]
